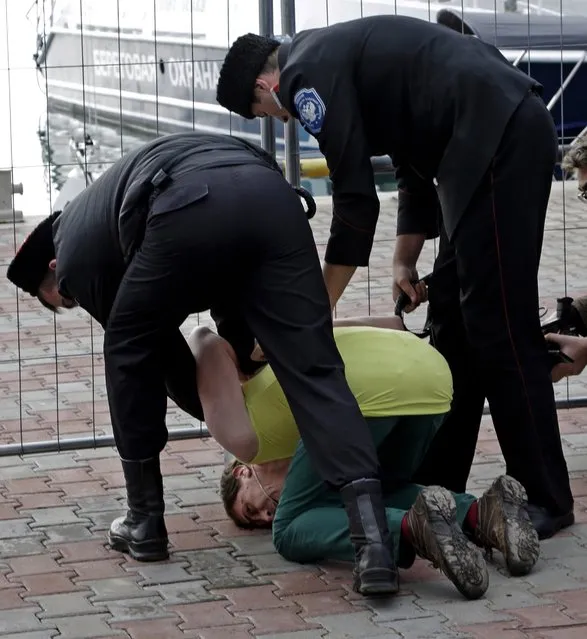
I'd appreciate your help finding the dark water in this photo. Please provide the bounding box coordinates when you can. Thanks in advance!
[36,110,341,200]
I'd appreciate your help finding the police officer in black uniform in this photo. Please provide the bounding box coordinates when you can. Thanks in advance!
[7,132,399,595]
[216,15,574,539]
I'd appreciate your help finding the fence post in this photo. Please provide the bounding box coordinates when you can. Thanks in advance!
[259,0,276,158]
[280,0,301,187]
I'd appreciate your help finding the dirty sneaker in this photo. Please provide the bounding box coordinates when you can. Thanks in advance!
[405,486,489,600]
[476,475,540,577]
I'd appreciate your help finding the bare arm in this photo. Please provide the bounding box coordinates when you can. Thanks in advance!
[332,315,406,331]
[323,263,357,309]
[187,327,258,462]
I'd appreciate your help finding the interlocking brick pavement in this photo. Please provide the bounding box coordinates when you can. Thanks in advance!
[1,184,587,636]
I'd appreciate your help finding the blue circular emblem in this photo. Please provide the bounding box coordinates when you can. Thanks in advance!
[293,88,326,135]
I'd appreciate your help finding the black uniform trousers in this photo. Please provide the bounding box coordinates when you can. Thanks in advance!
[412,92,574,517]
[106,163,379,489]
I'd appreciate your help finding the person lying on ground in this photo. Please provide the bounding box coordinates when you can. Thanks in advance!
[189,316,540,600]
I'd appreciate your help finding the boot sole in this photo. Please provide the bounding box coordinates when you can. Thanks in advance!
[108,532,169,562]
[489,475,540,577]
[354,567,400,596]
[417,487,489,600]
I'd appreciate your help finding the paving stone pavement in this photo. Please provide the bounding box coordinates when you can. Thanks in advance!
[0,182,586,636]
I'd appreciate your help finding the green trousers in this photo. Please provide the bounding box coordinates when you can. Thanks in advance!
[272,414,476,566]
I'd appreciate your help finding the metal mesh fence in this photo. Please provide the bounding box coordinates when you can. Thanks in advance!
[0,0,586,456]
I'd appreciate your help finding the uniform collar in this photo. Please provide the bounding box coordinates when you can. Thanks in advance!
[277,41,291,71]
[276,42,291,105]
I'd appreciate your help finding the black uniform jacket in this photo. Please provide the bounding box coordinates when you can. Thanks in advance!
[277,15,539,266]
[51,132,281,420]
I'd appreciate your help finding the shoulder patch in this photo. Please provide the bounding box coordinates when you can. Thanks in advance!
[293,88,326,135]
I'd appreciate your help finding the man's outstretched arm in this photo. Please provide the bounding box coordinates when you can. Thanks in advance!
[188,327,258,462]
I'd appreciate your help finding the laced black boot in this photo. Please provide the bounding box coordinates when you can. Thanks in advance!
[340,478,400,596]
[108,457,169,562]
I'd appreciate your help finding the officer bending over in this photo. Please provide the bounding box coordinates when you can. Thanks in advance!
[7,132,397,595]
[216,15,573,538]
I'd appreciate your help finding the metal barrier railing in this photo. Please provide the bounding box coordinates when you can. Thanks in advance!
[0,427,209,457]
[2,0,586,460]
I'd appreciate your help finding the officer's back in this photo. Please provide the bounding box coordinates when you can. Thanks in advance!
[50,132,281,325]
[55,133,278,243]
[282,15,536,178]
[52,133,279,282]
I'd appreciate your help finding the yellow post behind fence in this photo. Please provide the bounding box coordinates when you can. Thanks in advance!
[281,156,395,179]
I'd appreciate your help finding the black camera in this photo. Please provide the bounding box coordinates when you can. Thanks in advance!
[396,277,587,370]
[541,296,587,367]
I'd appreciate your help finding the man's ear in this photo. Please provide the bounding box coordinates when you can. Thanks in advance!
[48,259,57,271]
[255,77,272,93]
[232,464,252,479]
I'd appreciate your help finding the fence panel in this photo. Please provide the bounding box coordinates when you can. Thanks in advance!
[0,0,586,456]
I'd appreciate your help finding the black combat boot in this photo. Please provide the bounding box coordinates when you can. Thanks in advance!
[108,457,169,562]
[340,478,400,596]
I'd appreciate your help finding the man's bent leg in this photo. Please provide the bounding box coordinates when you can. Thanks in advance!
[455,93,573,539]
[275,489,489,600]
[376,414,447,493]
[275,505,410,567]
[389,483,476,523]
[391,477,539,577]
[272,421,487,598]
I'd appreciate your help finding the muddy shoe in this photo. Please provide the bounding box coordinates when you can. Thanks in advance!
[406,486,489,600]
[476,475,540,577]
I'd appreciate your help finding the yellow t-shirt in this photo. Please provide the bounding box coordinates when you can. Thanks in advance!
[242,326,453,464]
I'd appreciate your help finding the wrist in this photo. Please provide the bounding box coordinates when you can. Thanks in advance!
[393,233,425,268]
[393,257,413,268]
[392,256,417,271]
[323,262,357,309]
